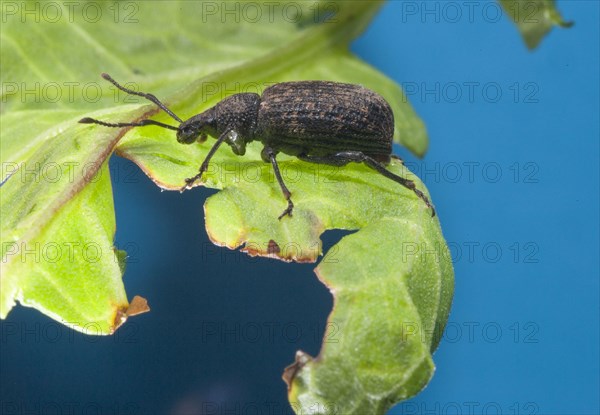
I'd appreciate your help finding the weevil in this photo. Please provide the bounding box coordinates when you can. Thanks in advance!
[80,73,435,218]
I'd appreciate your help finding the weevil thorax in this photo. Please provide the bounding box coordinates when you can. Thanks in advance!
[212,92,261,156]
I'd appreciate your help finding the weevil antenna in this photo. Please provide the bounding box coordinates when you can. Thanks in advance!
[79,117,179,131]
[101,73,183,123]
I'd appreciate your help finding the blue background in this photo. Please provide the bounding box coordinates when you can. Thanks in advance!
[1,2,598,414]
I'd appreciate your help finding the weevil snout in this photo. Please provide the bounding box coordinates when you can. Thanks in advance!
[177,111,216,144]
[176,126,207,144]
[176,126,201,144]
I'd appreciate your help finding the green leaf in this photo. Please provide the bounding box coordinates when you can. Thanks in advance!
[202,157,453,414]
[1,160,130,334]
[287,217,453,414]
[1,0,450,411]
[499,0,573,49]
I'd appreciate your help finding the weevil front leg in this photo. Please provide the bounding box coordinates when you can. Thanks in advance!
[262,146,294,220]
[298,151,435,217]
[180,130,236,192]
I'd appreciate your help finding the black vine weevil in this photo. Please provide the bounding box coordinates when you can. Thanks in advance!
[80,73,435,218]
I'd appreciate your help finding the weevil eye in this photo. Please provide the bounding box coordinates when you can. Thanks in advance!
[176,127,199,144]
[198,133,208,143]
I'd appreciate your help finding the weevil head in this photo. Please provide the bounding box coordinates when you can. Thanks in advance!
[176,93,260,146]
[176,109,217,144]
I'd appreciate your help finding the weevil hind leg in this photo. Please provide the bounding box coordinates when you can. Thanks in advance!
[298,151,435,217]
[262,146,294,219]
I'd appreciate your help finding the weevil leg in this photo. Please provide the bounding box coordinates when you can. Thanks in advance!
[298,151,435,217]
[181,130,232,192]
[262,146,294,220]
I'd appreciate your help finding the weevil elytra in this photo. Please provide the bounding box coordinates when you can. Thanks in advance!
[80,73,435,218]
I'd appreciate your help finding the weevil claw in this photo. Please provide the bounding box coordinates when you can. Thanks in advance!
[277,201,294,220]
[181,175,203,192]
